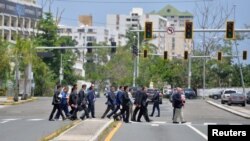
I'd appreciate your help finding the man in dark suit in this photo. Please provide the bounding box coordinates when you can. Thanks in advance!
[101,86,116,118]
[150,90,161,117]
[131,87,143,121]
[49,85,66,121]
[137,86,151,122]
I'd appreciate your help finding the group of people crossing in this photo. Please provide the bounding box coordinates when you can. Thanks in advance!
[49,84,96,121]
[102,86,162,123]
[48,84,186,124]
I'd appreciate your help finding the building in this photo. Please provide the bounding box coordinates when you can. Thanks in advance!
[152,5,194,58]
[58,24,116,77]
[0,0,42,43]
[106,5,194,59]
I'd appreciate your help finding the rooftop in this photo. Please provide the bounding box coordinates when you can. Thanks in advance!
[151,4,193,17]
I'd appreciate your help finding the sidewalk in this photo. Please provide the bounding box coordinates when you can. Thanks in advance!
[207,100,250,119]
[0,96,37,105]
[51,119,113,141]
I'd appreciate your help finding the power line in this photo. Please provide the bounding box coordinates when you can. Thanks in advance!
[55,0,213,4]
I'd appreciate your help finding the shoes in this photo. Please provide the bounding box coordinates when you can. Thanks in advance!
[181,121,187,124]
[146,119,153,122]
[107,115,111,119]
[80,116,85,120]
[149,114,153,117]
[156,115,160,117]
[49,119,55,121]
[173,121,179,124]
[92,116,96,118]
[136,120,142,122]
[131,119,136,122]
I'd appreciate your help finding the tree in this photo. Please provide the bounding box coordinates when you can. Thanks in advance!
[0,39,11,91]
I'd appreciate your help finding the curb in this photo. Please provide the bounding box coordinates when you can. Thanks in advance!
[206,100,250,119]
[41,120,82,141]
[0,97,38,105]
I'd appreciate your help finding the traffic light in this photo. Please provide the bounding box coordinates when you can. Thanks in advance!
[87,42,92,53]
[144,49,147,58]
[185,21,193,39]
[164,51,168,60]
[184,51,188,60]
[218,52,222,61]
[132,45,138,56]
[144,22,153,40]
[226,21,235,39]
[243,51,247,60]
[111,41,116,53]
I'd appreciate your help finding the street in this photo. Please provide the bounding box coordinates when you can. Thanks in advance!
[112,99,250,141]
[0,97,107,141]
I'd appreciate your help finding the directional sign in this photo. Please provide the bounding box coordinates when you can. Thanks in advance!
[167,27,175,34]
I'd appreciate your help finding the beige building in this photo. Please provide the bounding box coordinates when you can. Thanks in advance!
[78,15,93,26]
[152,5,194,59]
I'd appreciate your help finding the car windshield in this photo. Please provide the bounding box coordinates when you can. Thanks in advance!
[225,90,236,94]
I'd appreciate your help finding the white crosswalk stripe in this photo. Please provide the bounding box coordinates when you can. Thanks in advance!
[26,119,45,121]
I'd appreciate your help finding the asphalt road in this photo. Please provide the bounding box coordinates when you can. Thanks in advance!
[0,96,107,141]
[112,98,250,141]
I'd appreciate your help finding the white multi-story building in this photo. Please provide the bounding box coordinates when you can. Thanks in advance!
[0,0,42,43]
[58,24,116,77]
[107,5,194,59]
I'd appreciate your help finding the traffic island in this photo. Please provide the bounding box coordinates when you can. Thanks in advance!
[41,120,81,141]
[0,97,38,105]
[206,100,250,119]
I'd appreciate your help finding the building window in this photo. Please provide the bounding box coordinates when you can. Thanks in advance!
[126,18,131,21]
[171,16,175,18]
[78,29,85,32]
[132,19,138,21]
[172,37,175,50]
[88,29,94,33]
[174,20,177,23]
[167,9,171,13]
[132,24,137,27]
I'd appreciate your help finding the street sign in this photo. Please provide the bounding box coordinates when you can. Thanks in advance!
[167,27,174,34]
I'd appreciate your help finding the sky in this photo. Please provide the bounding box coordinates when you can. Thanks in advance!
[37,0,250,64]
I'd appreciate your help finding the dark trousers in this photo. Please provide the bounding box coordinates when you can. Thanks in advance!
[49,104,65,120]
[107,105,120,118]
[150,102,160,116]
[131,106,140,121]
[79,105,89,119]
[55,104,69,119]
[70,106,78,119]
[101,105,115,118]
[137,106,150,122]
[88,103,95,117]
[114,105,129,122]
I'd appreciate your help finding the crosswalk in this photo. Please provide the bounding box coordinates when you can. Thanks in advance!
[0,118,49,124]
[130,121,246,126]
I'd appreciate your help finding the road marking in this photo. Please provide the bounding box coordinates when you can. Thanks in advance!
[2,119,18,121]
[104,122,122,141]
[151,124,159,127]
[27,119,45,121]
[152,121,166,124]
[204,123,217,125]
[0,121,9,124]
[186,124,208,140]
[229,123,242,125]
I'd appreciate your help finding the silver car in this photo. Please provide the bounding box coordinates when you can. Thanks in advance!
[227,93,246,107]
[221,89,237,104]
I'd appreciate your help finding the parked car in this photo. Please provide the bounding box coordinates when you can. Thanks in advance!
[147,88,163,104]
[227,93,246,107]
[221,89,237,104]
[163,89,172,98]
[184,88,197,99]
[209,90,223,99]
[246,91,250,104]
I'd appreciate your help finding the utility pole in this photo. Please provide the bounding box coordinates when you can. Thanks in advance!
[59,53,63,85]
